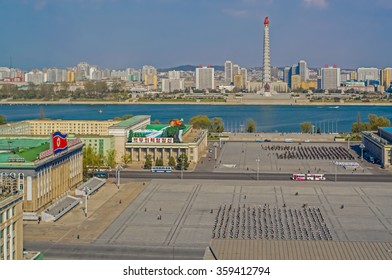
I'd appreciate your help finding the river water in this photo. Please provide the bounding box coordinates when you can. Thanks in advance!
[1,104,391,133]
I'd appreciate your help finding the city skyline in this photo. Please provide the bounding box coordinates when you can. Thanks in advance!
[0,0,391,70]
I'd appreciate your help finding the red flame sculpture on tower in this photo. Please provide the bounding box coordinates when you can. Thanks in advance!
[264,16,269,26]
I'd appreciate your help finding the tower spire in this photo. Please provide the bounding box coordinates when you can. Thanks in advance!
[262,16,271,94]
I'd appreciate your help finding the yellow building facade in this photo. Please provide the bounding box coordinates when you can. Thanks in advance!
[26,119,120,136]
[127,129,208,164]
[233,74,244,88]
[300,80,317,90]
[381,68,391,88]
[66,70,75,83]
[0,189,24,260]
[144,74,157,90]
[291,75,301,90]
[0,138,84,216]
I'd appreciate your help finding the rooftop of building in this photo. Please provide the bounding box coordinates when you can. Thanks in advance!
[25,119,119,123]
[146,124,191,134]
[0,136,79,165]
[0,138,49,163]
[109,115,150,129]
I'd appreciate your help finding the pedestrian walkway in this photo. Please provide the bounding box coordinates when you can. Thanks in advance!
[24,180,146,244]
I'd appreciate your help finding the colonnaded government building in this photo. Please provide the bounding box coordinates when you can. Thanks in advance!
[0,115,208,165]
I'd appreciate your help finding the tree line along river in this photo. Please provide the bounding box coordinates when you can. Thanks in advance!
[1,104,391,133]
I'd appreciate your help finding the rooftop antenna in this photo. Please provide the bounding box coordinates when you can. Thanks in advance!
[9,56,13,69]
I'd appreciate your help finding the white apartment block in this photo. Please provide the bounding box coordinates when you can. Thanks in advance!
[196,67,214,90]
[357,67,380,82]
[224,61,233,83]
[321,67,341,90]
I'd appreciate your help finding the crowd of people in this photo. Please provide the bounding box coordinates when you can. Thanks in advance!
[212,203,333,241]
[262,145,355,161]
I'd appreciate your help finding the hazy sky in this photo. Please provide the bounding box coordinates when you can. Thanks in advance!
[0,0,391,70]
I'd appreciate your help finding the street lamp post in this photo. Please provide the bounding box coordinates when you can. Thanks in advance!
[347,134,351,150]
[256,158,260,181]
[116,165,123,189]
[181,153,184,180]
[213,142,218,160]
[84,187,88,217]
[360,144,365,162]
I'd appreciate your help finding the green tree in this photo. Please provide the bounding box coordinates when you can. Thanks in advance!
[209,117,224,133]
[82,145,102,178]
[40,84,55,100]
[155,157,164,166]
[122,114,133,120]
[300,122,313,133]
[95,81,108,93]
[351,122,369,133]
[176,153,190,170]
[144,154,153,169]
[190,115,211,129]
[105,149,116,168]
[122,151,131,166]
[128,130,134,142]
[0,114,6,125]
[84,81,95,94]
[59,81,69,93]
[0,84,18,95]
[245,119,256,133]
[351,114,390,133]
[168,156,176,167]
[368,114,391,130]
[151,119,161,124]
[111,81,122,92]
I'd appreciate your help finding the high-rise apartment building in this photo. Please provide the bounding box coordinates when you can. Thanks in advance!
[142,65,157,81]
[168,70,181,80]
[283,67,290,84]
[298,60,308,82]
[240,68,248,89]
[233,64,241,77]
[271,67,279,80]
[381,68,392,88]
[291,75,301,90]
[224,61,233,83]
[77,62,90,80]
[233,74,244,89]
[162,78,185,93]
[127,68,141,82]
[144,74,157,90]
[350,71,357,80]
[25,70,44,84]
[357,67,380,82]
[196,66,214,90]
[321,66,341,90]
[66,70,75,83]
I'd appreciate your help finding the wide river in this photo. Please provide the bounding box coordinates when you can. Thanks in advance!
[1,104,391,133]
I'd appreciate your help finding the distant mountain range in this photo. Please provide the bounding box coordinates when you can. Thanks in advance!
[158,65,224,72]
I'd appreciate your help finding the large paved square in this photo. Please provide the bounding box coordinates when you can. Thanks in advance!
[96,179,392,249]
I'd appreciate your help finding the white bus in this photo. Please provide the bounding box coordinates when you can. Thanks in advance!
[151,166,173,173]
[291,174,306,181]
[306,174,326,181]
